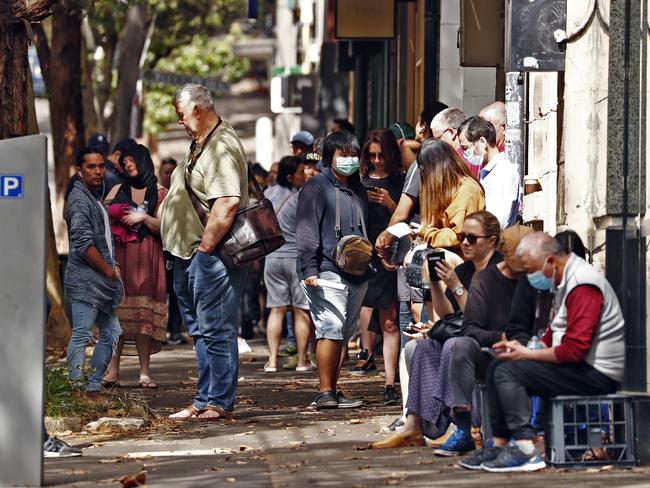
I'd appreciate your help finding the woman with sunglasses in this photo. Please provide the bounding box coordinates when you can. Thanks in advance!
[351,129,405,405]
[371,222,531,453]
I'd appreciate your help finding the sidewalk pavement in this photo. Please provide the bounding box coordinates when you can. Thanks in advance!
[45,339,650,487]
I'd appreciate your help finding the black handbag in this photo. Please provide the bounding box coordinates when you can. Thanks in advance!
[427,311,463,344]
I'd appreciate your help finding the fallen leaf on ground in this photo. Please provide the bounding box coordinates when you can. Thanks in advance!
[344,456,370,461]
[225,477,236,483]
[107,408,127,417]
[99,458,123,464]
[207,467,223,472]
[239,445,254,451]
[234,430,255,436]
[120,471,147,488]
[348,419,363,424]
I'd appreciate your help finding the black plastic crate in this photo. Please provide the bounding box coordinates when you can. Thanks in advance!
[545,394,636,467]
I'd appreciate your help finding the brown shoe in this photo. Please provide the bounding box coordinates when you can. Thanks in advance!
[370,433,425,449]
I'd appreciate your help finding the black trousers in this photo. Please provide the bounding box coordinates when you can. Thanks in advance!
[487,360,619,440]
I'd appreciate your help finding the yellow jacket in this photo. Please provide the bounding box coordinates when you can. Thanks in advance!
[418,176,485,249]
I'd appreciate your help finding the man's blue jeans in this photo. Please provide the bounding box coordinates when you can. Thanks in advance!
[66,301,121,392]
[173,251,248,411]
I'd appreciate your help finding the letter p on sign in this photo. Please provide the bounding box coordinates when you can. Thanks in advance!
[0,175,24,199]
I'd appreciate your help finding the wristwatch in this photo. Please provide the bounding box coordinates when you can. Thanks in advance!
[454,285,465,297]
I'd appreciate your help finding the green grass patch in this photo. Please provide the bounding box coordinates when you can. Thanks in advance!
[45,362,150,421]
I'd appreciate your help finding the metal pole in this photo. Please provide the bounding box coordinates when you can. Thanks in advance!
[505,71,525,181]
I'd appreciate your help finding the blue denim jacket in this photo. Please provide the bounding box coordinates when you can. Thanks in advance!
[65,181,121,312]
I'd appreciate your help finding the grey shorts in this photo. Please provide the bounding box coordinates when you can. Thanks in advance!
[264,257,309,309]
[301,271,368,342]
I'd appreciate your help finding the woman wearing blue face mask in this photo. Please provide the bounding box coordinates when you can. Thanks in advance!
[296,131,372,410]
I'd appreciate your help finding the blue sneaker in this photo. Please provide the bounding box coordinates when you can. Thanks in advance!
[433,427,475,456]
[481,444,546,472]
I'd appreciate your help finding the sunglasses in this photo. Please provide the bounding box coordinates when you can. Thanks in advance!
[368,152,385,160]
[459,232,490,244]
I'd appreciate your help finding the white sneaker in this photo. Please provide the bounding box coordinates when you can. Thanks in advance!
[43,437,82,457]
[264,362,277,373]
[238,337,252,353]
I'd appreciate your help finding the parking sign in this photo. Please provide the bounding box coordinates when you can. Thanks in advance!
[0,175,24,199]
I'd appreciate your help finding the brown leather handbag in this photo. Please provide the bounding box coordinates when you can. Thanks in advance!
[184,125,285,267]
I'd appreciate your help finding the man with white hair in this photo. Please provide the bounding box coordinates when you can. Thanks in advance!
[479,101,507,152]
[458,231,624,473]
[161,83,249,421]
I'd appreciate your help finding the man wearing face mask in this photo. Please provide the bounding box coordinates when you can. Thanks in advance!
[296,131,371,410]
[458,116,520,229]
[465,232,624,473]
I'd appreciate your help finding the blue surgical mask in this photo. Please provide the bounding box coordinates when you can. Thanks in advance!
[335,156,359,176]
[526,258,554,291]
[463,141,484,168]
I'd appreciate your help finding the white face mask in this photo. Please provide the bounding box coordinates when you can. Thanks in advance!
[335,156,359,176]
[464,140,484,167]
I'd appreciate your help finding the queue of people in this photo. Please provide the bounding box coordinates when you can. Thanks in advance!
[59,83,625,474]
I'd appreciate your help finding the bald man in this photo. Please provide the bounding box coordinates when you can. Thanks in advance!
[480,101,506,152]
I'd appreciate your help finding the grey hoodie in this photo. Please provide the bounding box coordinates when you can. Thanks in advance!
[65,180,121,312]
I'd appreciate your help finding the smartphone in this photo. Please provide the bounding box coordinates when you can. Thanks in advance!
[365,186,380,192]
[426,251,446,282]
[481,347,504,357]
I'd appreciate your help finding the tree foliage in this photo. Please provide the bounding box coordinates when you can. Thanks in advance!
[143,30,250,134]
[83,0,249,136]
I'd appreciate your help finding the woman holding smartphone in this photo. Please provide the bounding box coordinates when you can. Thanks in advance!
[350,129,405,405]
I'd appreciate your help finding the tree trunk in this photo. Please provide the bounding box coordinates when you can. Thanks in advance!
[0,0,70,354]
[111,3,150,143]
[0,2,31,138]
[50,0,85,197]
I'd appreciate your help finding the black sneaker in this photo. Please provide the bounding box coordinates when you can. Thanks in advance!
[481,444,546,472]
[381,417,405,433]
[313,390,339,409]
[457,446,502,470]
[43,436,82,458]
[348,355,377,376]
[167,335,187,346]
[383,385,399,406]
[336,391,363,408]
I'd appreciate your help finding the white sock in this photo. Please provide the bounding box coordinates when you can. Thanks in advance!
[516,442,535,455]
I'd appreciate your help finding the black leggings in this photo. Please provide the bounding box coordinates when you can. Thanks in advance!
[487,360,618,440]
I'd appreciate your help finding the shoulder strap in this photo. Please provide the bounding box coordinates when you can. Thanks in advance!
[275,190,297,217]
[335,187,342,240]
[334,187,368,240]
[184,172,208,227]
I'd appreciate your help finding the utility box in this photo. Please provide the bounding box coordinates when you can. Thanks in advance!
[0,135,48,486]
[459,0,504,67]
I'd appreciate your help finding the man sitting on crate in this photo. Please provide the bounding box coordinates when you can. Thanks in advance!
[458,231,624,473]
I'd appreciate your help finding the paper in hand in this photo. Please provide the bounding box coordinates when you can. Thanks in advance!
[386,222,414,238]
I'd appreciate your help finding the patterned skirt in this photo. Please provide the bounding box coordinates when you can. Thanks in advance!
[405,338,480,438]
[115,234,167,355]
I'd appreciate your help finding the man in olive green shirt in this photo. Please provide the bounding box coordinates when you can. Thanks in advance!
[161,83,249,421]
